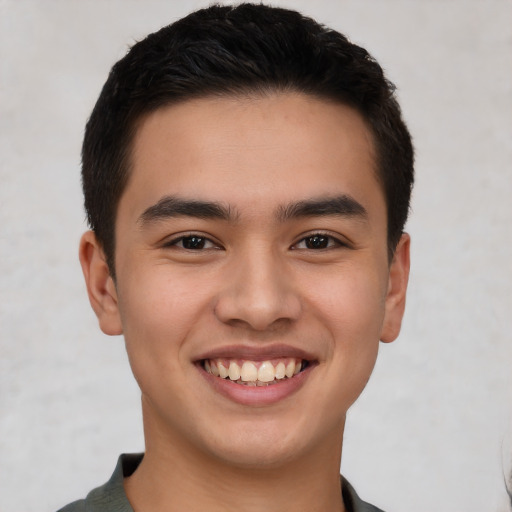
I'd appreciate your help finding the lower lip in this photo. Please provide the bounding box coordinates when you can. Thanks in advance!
[198,364,313,406]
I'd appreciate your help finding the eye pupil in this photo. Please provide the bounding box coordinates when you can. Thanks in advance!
[306,235,329,249]
[182,236,206,249]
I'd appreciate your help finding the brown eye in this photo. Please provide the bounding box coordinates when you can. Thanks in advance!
[292,233,344,251]
[181,236,207,249]
[167,235,218,250]
[304,235,330,249]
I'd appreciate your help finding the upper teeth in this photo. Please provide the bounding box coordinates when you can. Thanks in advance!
[205,358,303,384]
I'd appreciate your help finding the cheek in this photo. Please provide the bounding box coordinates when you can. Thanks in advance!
[116,267,214,367]
[115,269,217,414]
[307,264,388,338]
[305,266,387,396]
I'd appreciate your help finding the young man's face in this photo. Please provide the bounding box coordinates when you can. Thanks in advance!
[81,93,409,469]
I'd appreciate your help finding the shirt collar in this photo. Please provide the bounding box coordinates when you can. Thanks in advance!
[83,453,384,512]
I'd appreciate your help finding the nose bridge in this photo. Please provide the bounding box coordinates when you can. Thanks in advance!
[214,243,300,330]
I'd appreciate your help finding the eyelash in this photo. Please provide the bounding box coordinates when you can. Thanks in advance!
[163,234,221,251]
[291,232,346,251]
[163,232,346,251]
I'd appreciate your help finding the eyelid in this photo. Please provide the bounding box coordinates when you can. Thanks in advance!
[290,231,350,250]
[161,232,223,250]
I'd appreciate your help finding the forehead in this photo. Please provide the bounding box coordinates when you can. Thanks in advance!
[122,93,384,222]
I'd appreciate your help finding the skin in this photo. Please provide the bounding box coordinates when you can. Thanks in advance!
[80,93,410,512]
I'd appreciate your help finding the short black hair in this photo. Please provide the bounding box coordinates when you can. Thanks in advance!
[82,2,414,275]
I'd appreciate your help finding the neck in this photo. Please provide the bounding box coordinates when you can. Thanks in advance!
[124,402,347,512]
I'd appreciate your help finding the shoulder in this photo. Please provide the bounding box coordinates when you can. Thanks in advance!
[55,454,142,512]
[56,499,86,512]
[342,477,387,512]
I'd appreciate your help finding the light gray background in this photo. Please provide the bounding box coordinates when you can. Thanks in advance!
[1,1,511,511]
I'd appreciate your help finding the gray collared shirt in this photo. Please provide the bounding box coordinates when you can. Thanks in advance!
[58,453,386,512]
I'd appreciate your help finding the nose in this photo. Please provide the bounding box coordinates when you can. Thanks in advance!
[214,247,301,331]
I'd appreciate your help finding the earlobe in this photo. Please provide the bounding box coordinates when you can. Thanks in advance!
[79,231,123,336]
[380,233,411,343]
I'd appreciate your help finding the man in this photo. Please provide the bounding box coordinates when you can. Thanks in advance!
[61,3,414,511]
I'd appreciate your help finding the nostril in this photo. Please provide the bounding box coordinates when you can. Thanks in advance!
[213,270,301,331]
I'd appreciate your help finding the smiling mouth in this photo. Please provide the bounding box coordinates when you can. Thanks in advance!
[201,358,311,386]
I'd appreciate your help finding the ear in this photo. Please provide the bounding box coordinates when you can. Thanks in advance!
[79,231,123,336]
[380,233,411,343]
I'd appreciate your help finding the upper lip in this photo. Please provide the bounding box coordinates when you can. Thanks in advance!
[195,344,317,362]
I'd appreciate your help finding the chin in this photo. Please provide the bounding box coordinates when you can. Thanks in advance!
[197,416,326,470]
[210,439,300,470]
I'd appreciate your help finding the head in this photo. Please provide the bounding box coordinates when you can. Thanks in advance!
[79,3,413,471]
[82,3,414,277]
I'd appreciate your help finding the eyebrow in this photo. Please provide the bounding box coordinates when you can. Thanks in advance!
[139,196,236,225]
[276,195,368,222]
[138,194,367,227]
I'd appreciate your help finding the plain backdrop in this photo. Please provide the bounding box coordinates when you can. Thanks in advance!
[1,1,511,511]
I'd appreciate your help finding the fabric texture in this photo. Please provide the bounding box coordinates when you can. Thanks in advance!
[57,453,385,512]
